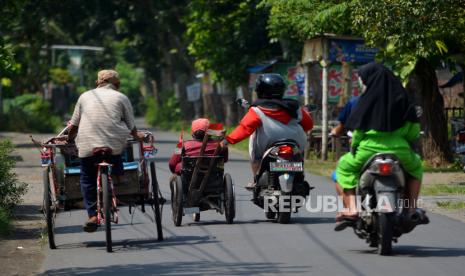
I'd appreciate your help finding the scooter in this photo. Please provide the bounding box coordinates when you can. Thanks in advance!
[252,139,312,223]
[236,98,312,223]
[352,153,428,255]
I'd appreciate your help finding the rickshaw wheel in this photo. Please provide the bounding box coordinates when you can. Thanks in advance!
[149,162,163,241]
[193,213,200,222]
[43,167,56,249]
[224,173,235,224]
[171,176,183,227]
[101,171,112,253]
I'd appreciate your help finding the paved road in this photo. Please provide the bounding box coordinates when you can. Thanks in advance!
[41,130,465,276]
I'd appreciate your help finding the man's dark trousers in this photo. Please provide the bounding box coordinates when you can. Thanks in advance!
[80,155,124,217]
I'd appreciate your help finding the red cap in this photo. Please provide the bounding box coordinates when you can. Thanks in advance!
[191,118,210,134]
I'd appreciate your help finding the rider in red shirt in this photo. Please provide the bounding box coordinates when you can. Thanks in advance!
[224,74,313,188]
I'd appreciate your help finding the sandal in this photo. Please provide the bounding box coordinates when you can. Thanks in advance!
[245,182,256,191]
[401,209,429,234]
[334,214,359,232]
[83,216,98,233]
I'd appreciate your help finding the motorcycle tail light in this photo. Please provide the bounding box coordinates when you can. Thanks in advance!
[278,145,293,159]
[378,163,392,175]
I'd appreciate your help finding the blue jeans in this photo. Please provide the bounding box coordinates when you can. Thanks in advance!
[80,155,124,217]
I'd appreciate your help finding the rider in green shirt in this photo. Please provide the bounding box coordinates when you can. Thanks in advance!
[334,62,428,231]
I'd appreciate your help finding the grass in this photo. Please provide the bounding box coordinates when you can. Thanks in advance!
[421,184,465,196]
[39,226,48,247]
[304,158,338,177]
[436,201,465,209]
[423,166,462,173]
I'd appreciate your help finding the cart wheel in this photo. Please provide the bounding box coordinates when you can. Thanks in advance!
[171,175,183,227]
[43,167,56,249]
[193,213,200,222]
[150,162,163,241]
[101,169,112,253]
[224,173,235,224]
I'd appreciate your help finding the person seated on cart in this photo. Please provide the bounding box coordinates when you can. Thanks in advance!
[67,69,145,233]
[223,73,313,189]
[169,118,229,175]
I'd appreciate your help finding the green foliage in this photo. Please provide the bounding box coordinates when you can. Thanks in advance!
[2,94,62,133]
[0,207,10,235]
[0,37,15,74]
[115,61,143,114]
[145,94,183,130]
[353,0,465,73]
[436,201,465,210]
[49,68,73,85]
[0,140,27,212]
[260,0,354,41]
[186,0,280,86]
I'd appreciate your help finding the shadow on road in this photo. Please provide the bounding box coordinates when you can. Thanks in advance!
[53,222,145,235]
[51,235,218,252]
[352,245,465,258]
[41,261,311,275]
[185,216,334,226]
[291,216,334,225]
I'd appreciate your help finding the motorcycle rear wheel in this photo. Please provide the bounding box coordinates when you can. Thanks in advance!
[276,195,291,224]
[378,213,394,255]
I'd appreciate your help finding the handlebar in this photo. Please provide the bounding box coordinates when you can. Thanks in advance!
[236,98,250,109]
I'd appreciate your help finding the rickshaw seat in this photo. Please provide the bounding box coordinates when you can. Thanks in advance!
[92,147,113,157]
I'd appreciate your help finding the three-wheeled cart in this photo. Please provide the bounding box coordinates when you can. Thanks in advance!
[33,129,164,252]
[170,125,235,226]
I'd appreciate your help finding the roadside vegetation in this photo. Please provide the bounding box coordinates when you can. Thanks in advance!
[2,94,62,133]
[421,184,465,196]
[304,159,338,178]
[0,140,28,235]
[436,201,465,210]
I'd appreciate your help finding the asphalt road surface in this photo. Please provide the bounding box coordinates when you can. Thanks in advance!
[41,130,465,276]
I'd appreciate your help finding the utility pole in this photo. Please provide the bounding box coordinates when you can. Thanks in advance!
[321,59,329,161]
[304,64,310,106]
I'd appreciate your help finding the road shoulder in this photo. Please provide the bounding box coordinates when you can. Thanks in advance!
[0,132,49,276]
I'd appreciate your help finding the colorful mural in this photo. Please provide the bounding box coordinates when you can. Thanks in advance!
[326,64,360,103]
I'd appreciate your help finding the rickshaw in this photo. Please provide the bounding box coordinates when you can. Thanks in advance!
[170,124,235,226]
[32,127,164,252]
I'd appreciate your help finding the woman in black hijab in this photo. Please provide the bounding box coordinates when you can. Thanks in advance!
[334,62,427,231]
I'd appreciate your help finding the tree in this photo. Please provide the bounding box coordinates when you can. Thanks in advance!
[260,0,354,41]
[353,0,465,164]
[187,0,280,87]
[263,0,465,164]
[186,0,283,124]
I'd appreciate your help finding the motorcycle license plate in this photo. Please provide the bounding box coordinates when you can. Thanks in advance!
[270,162,303,172]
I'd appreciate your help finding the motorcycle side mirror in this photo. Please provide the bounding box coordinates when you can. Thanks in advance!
[236,98,250,108]
[235,98,244,105]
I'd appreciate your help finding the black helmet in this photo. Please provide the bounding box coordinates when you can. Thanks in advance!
[255,73,286,99]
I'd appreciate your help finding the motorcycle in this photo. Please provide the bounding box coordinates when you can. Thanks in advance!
[236,98,312,224]
[352,153,427,255]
